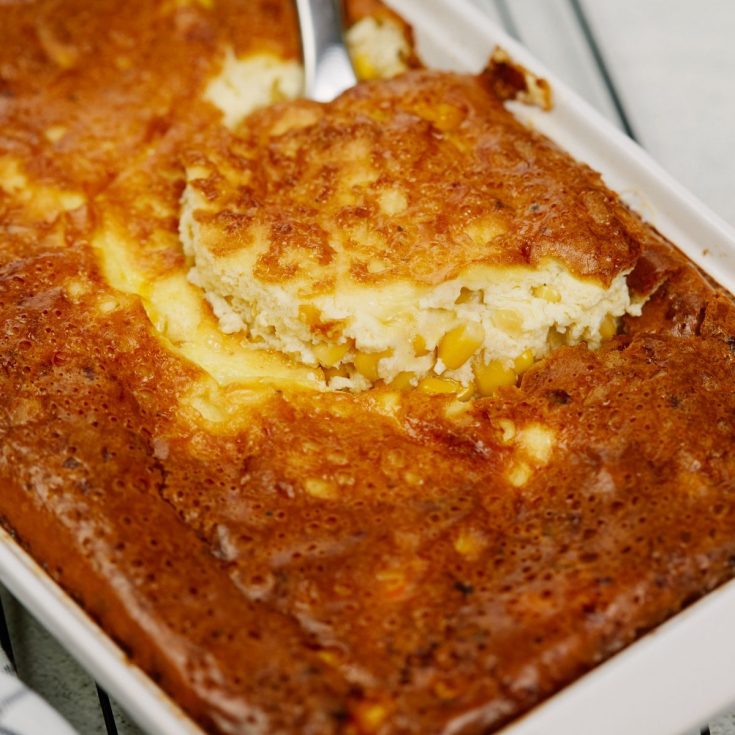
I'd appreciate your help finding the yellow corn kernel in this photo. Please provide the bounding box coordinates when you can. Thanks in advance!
[413,333,430,356]
[507,461,532,487]
[418,376,463,395]
[422,102,464,131]
[298,304,321,326]
[454,527,487,559]
[513,348,534,374]
[354,702,389,732]
[600,313,618,340]
[438,322,485,370]
[517,423,555,465]
[493,308,523,333]
[437,104,464,131]
[317,649,341,667]
[455,287,480,304]
[304,478,338,500]
[532,284,562,303]
[474,359,516,396]
[313,342,350,367]
[433,681,459,700]
[353,53,377,81]
[354,350,391,381]
[389,371,415,390]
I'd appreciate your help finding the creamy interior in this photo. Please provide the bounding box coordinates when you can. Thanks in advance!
[203,50,304,130]
[182,181,643,395]
[345,15,412,80]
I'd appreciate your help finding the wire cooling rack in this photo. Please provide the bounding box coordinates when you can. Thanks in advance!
[1,1,733,733]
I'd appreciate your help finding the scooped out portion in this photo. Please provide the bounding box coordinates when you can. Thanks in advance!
[180,70,646,394]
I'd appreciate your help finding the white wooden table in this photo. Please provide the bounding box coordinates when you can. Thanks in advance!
[1,1,733,733]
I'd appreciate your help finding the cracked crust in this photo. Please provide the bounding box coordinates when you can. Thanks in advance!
[185,71,638,288]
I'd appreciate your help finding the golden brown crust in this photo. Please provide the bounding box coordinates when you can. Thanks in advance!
[3,218,735,735]
[190,71,640,288]
[2,3,735,735]
[0,0,302,194]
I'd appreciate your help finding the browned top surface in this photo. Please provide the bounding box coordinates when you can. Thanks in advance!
[2,3,735,735]
[0,0,306,195]
[190,72,640,288]
[3,227,735,735]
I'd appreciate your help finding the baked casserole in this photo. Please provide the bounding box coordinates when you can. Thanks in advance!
[1,1,735,734]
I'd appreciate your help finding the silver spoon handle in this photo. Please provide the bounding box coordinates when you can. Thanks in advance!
[294,0,357,102]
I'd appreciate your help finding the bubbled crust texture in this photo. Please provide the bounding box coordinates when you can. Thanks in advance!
[0,0,303,194]
[3,3,735,735]
[189,72,640,288]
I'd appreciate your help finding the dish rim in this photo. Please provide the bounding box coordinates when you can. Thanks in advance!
[2,2,735,733]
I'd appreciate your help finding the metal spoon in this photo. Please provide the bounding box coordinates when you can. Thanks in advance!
[294,0,358,102]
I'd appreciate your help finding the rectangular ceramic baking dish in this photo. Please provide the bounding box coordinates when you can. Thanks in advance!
[3,2,735,733]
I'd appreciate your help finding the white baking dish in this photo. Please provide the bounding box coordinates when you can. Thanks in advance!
[2,2,735,734]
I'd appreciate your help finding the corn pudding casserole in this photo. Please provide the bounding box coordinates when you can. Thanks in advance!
[2,2,735,735]
[181,72,642,392]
